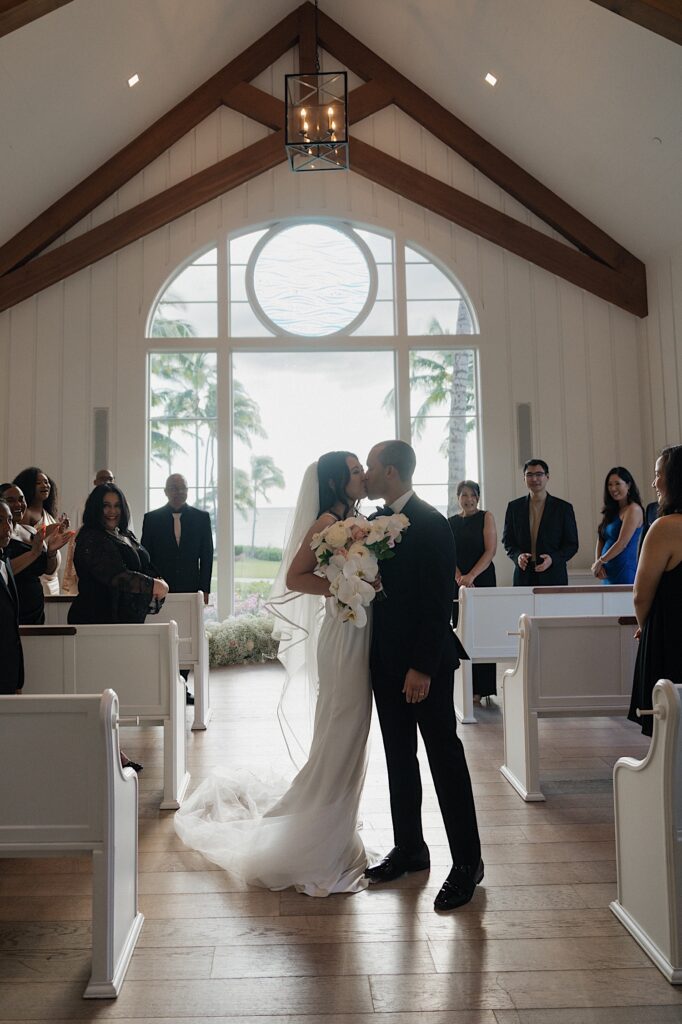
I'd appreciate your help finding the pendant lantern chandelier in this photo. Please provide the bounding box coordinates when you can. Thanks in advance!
[284,0,348,172]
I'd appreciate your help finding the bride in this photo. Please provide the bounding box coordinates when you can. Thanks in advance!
[174,451,374,896]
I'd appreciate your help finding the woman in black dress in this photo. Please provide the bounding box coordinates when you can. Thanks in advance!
[0,483,72,624]
[448,480,498,703]
[68,484,169,773]
[628,446,682,736]
[68,484,168,625]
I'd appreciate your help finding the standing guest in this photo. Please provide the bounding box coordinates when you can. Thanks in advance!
[62,468,117,596]
[12,467,69,597]
[448,480,497,704]
[591,467,644,585]
[68,484,169,774]
[68,484,168,626]
[141,474,214,705]
[628,446,682,735]
[0,499,24,694]
[502,459,579,586]
[0,484,72,624]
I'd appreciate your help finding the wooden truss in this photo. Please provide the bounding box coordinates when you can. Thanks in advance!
[590,0,682,47]
[0,1,647,317]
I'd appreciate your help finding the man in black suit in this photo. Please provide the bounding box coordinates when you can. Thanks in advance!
[141,475,213,702]
[0,499,24,694]
[502,459,579,586]
[364,440,482,912]
[638,500,659,558]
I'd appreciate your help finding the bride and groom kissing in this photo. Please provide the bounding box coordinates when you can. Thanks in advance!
[176,440,483,912]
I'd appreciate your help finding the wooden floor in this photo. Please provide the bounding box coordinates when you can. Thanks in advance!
[1,662,682,1023]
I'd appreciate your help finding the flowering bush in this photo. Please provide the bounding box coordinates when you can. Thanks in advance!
[311,513,410,627]
[207,613,279,667]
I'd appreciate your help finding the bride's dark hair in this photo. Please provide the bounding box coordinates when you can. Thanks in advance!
[317,451,357,518]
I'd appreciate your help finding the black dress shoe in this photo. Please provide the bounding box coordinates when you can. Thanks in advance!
[434,859,484,911]
[365,844,430,882]
[123,760,144,773]
[185,687,195,706]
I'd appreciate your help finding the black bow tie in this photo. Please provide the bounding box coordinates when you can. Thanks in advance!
[374,505,393,517]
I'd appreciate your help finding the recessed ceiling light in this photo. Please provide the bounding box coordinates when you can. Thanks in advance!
[485,73,497,87]
[128,74,140,88]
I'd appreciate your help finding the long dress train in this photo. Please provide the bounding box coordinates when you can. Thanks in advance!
[175,599,372,896]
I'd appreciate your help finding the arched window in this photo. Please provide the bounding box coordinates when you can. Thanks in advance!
[147,220,479,616]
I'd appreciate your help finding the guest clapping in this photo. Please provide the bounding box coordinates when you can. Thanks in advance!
[12,467,69,597]
[448,481,497,703]
[591,467,644,584]
[628,446,682,735]
[0,500,24,694]
[0,483,72,624]
[68,484,168,625]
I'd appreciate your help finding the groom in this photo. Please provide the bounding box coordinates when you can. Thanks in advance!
[364,441,482,911]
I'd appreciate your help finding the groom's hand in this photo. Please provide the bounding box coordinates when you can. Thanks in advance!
[403,669,431,704]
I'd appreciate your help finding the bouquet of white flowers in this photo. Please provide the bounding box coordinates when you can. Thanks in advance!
[310,513,410,627]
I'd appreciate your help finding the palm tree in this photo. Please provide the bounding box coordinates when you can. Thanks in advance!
[249,455,285,553]
[383,314,475,515]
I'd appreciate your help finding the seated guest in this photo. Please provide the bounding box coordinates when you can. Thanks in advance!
[628,446,682,735]
[0,483,72,624]
[68,484,169,773]
[591,467,644,585]
[68,484,168,625]
[12,466,70,597]
[448,480,498,703]
[0,499,24,694]
[502,459,579,585]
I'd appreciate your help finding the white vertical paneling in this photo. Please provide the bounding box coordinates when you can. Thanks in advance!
[583,294,614,498]
[114,240,146,528]
[611,306,645,486]
[6,300,37,474]
[557,282,591,563]
[33,288,64,492]
[532,266,563,465]
[61,270,91,519]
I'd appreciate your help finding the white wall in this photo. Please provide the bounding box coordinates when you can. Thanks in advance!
[638,242,682,489]
[0,59,647,586]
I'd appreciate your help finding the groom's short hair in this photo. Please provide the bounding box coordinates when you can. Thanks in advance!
[377,441,416,483]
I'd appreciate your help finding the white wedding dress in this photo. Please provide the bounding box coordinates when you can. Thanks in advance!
[175,465,373,896]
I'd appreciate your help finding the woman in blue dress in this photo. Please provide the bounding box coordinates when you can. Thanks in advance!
[591,466,644,585]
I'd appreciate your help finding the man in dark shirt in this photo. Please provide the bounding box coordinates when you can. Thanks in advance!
[141,475,213,703]
[502,459,579,586]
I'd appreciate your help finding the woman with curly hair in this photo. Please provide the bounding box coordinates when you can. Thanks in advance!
[11,466,69,596]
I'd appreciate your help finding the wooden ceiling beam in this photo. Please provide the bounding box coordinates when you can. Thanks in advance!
[349,137,648,318]
[221,80,391,130]
[313,4,639,274]
[0,0,73,38]
[0,133,287,314]
[0,5,301,277]
[590,0,682,46]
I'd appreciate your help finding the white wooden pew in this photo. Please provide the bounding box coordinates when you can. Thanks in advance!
[611,679,682,984]
[500,614,638,801]
[454,585,634,723]
[20,623,189,810]
[0,691,144,998]
[45,593,210,731]
[153,592,210,730]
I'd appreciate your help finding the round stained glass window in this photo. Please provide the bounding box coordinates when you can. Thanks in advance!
[246,223,376,337]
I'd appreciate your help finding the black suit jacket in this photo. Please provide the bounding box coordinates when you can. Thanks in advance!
[141,504,213,594]
[638,501,659,558]
[502,493,579,586]
[0,558,24,693]
[370,495,463,681]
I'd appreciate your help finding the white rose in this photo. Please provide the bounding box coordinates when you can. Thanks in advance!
[324,521,349,549]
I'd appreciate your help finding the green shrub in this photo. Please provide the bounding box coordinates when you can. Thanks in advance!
[234,580,272,601]
[206,613,279,667]
[234,546,282,561]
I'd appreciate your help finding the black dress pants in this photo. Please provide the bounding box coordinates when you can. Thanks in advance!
[372,667,481,868]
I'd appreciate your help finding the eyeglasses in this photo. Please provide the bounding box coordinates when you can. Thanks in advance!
[524,472,546,479]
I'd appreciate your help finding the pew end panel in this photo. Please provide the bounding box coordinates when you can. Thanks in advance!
[154,591,211,731]
[0,691,144,998]
[611,680,682,985]
[501,614,638,802]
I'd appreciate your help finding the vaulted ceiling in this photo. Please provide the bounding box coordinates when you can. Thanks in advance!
[0,0,680,281]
